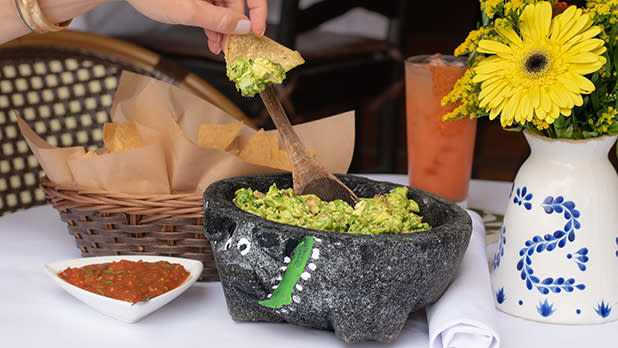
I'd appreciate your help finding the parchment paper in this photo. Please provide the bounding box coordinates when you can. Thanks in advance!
[17,71,355,195]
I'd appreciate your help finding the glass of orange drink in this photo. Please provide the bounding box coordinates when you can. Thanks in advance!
[404,54,477,207]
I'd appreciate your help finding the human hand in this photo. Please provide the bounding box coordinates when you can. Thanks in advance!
[125,0,267,54]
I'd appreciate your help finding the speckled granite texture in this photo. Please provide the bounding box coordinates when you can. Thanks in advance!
[203,174,472,343]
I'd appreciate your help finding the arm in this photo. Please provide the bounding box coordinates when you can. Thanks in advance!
[0,0,267,54]
[0,0,103,44]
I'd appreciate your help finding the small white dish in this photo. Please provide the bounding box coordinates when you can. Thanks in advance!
[44,255,203,323]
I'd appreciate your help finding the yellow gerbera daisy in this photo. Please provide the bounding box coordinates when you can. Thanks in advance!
[472,2,607,127]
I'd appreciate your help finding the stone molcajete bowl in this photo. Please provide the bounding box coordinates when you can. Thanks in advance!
[203,174,472,343]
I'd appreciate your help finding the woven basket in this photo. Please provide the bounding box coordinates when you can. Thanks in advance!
[40,176,218,281]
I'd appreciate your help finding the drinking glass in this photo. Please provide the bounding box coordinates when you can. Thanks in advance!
[405,54,477,207]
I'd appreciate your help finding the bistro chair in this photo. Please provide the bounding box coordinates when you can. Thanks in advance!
[0,30,252,216]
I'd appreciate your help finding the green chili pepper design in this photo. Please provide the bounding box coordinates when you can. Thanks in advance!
[258,235,314,309]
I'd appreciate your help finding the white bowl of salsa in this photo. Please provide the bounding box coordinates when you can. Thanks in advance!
[44,255,203,322]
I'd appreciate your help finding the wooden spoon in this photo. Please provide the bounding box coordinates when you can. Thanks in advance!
[259,85,358,205]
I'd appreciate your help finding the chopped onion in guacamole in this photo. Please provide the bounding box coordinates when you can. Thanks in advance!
[226,57,286,97]
[233,184,431,234]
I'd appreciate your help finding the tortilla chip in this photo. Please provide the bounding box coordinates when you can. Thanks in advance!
[238,129,268,162]
[273,149,292,171]
[265,132,291,170]
[81,147,109,158]
[238,129,291,171]
[198,121,243,150]
[225,34,305,72]
[82,150,98,159]
[266,132,279,158]
[103,121,142,152]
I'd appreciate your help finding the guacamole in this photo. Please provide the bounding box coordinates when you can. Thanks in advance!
[226,57,286,97]
[233,184,431,235]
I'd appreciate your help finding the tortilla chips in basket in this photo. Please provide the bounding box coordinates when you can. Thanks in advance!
[16,70,354,195]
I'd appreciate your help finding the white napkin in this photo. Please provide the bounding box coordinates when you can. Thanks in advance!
[426,210,500,348]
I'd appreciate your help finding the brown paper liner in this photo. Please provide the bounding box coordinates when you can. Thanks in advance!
[17,71,355,194]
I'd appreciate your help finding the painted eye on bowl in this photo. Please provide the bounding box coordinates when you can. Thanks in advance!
[238,237,251,255]
[224,238,232,250]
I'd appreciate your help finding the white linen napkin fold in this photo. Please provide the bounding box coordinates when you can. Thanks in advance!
[426,210,500,348]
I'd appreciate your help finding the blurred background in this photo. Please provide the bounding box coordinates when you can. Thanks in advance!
[69,0,546,181]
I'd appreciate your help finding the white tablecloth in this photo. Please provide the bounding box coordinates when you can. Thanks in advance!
[1,175,616,347]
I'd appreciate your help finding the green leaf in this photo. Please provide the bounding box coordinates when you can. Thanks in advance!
[563,125,574,138]
[466,50,478,67]
[481,9,490,27]
[553,116,574,138]
[609,22,618,50]
[582,130,599,138]
[553,114,567,128]
[612,47,618,77]
[503,125,523,132]
[580,95,591,111]
[607,122,618,135]
[590,89,601,111]
[590,71,600,84]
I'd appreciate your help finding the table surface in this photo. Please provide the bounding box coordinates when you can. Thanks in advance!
[1,174,616,348]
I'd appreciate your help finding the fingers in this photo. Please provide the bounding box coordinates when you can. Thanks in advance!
[201,0,267,54]
[204,29,224,55]
[128,0,268,54]
[127,0,249,33]
[246,0,268,36]
[201,1,252,34]
[224,0,267,35]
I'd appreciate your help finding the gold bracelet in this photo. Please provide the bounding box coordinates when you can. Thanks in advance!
[14,0,72,33]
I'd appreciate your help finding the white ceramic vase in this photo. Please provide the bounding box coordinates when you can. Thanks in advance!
[491,130,618,324]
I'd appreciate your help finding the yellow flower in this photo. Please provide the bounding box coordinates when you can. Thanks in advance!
[481,0,503,19]
[472,2,607,127]
[586,0,618,45]
[442,62,483,120]
[454,25,502,57]
[531,118,550,130]
[592,106,618,134]
[504,0,532,16]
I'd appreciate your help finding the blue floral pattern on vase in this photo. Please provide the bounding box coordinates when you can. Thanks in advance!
[595,300,612,318]
[493,226,506,270]
[496,288,506,304]
[513,186,533,210]
[516,195,586,295]
[537,299,556,317]
[567,248,589,271]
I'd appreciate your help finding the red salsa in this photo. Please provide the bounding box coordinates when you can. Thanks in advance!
[58,259,190,303]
